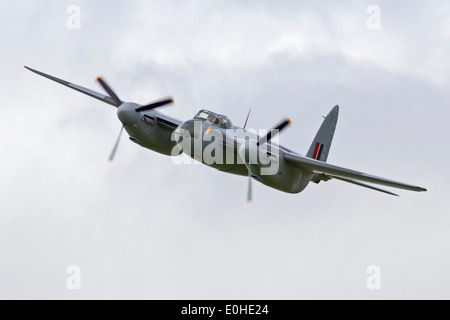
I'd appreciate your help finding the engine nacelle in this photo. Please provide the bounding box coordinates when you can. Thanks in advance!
[239,142,313,194]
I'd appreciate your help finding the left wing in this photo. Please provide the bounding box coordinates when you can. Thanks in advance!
[284,151,427,193]
[25,66,118,107]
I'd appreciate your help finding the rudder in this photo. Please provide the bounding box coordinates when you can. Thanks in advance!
[306,105,339,162]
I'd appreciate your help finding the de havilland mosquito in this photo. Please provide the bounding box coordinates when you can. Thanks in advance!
[25,66,427,201]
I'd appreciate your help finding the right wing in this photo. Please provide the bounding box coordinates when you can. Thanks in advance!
[284,151,427,193]
[24,66,118,107]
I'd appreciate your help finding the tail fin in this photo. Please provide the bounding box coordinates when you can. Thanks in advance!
[306,105,339,162]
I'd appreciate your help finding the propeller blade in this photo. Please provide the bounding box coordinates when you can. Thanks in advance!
[243,109,252,129]
[135,97,174,112]
[257,118,291,146]
[247,171,253,203]
[96,76,122,106]
[108,125,124,162]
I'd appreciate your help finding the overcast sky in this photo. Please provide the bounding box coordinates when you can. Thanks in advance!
[1,0,449,299]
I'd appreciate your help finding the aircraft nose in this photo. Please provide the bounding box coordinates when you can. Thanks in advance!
[117,102,138,125]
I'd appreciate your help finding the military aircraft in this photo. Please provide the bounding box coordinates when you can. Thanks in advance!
[25,66,427,201]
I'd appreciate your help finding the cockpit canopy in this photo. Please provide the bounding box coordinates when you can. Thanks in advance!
[193,109,233,129]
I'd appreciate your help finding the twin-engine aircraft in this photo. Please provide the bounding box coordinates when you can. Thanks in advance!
[25,66,426,201]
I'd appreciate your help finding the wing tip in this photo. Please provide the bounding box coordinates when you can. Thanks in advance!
[330,105,339,116]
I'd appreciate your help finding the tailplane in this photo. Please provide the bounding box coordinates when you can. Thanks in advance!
[306,105,339,162]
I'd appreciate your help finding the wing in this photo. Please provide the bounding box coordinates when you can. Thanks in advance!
[24,66,118,107]
[284,151,427,193]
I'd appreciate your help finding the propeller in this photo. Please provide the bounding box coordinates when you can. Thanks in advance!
[108,125,124,162]
[243,109,253,203]
[95,76,174,162]
[247,171,253,203]
[96,76,122,106]
[257,118,291,146]
[242,115,292,203]
[135,97,174,112]
[243,108,252,130]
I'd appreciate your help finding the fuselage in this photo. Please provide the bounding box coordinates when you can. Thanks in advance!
[121,106,313,194]
[118,102,179,156]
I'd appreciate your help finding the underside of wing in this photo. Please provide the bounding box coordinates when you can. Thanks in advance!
[324,174,399,196]
[25,66,118,107]
[284,151,427,193]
